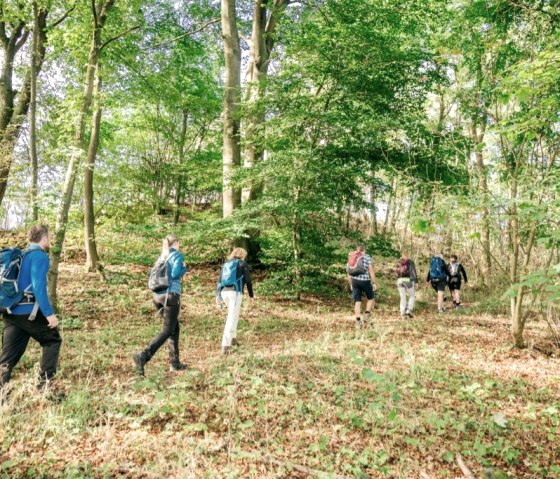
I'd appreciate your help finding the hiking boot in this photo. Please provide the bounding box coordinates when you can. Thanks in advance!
[406,310,414,319]
[437,308,446,314]
[455,303,462,310]
[231,338,240,347]
[355,318,362,329]
[401,313,407,320]
[222,346,232,356]
[169,363,188,372]
[133,352,146,376]
[363,312,371,326]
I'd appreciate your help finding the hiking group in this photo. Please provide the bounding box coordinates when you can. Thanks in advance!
[346,245,468,327]
[0,225,466,389]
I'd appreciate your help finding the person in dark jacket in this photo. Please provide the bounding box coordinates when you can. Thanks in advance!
[395,251,418,319]
[447,254,468,309]
[0,225,61,388]
[216,247,254,355]
[133,234,188,376]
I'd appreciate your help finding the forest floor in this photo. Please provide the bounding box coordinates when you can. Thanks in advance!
[0,258,559,478]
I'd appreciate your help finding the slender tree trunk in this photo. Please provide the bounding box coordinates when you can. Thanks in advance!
[242,0,289,203]
[221,0,242,217]
[383,179,396,233]
[29,2,46,221]
[508,165,525,347]
[470,124,491,280]
[84,65,103,273]
[174,110,188,225]
[48,1,115,306]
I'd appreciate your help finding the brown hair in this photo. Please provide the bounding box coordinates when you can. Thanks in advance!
[357,244,365,252]
[28,224,49,244]
[228,247,247,260]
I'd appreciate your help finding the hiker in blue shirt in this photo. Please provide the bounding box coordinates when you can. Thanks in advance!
[0,225,62,388]
[133,234,188,376]
[216,247,254,356]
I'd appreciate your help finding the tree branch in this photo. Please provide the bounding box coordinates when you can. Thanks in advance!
[91,0,98,27]
[100,25,141,51]
[147,18,220,49]
[50,2,77,28]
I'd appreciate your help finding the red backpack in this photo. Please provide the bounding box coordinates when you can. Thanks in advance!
[396,258,410,277]
[346,251,367,276]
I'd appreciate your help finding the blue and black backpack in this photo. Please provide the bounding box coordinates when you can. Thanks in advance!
[429,256,447,281]
[0,248,33,315]
[216,259,242,305]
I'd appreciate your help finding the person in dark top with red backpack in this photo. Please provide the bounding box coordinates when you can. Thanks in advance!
[447,254,468,309]
[426,252,449,314]
[216,247,254,355]
[395,251,418,319]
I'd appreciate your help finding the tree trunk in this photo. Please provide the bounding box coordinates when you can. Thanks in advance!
[242,0,288,203]
[48,1,115,306]
[0,13,38,206]
[470,124,491,281]
[508,165,524,347]
[29,2,46,221]
[221,0,242,218]
[173,110,188,225]
[383,178,396,233]
[84,65,103,273]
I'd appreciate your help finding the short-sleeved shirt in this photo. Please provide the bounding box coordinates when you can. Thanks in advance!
[353,254,373,282]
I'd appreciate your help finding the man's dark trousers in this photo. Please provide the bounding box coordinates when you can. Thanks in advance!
[0,311,62,386]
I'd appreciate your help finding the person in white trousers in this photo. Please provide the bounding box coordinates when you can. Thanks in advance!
[216,248,254,355]
[395,252,418,319]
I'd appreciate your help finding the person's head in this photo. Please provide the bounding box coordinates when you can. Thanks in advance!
[401,250,410,260]
[228,247,248,261]
[28,224,50,252]
[450,254,458,263]
[357,244,365,253]
[162,234,180,258]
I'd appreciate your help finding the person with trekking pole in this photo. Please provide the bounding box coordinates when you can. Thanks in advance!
[395,251,418,319]
[347,244,378,328]
[0,225,62,389]
[133,234,188,376]
[447,254,468,309]
[216,248,254,356]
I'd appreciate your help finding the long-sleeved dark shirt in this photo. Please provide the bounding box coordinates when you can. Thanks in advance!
[220,259,254,297]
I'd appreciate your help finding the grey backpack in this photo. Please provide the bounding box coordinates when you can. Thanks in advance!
[148,253,177,292]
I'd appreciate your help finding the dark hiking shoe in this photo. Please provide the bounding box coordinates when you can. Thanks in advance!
[231,338,240,347]
[406,310,414,319]
[133,353,146,376]
[169,363,188,372]
[222,346,232,356]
